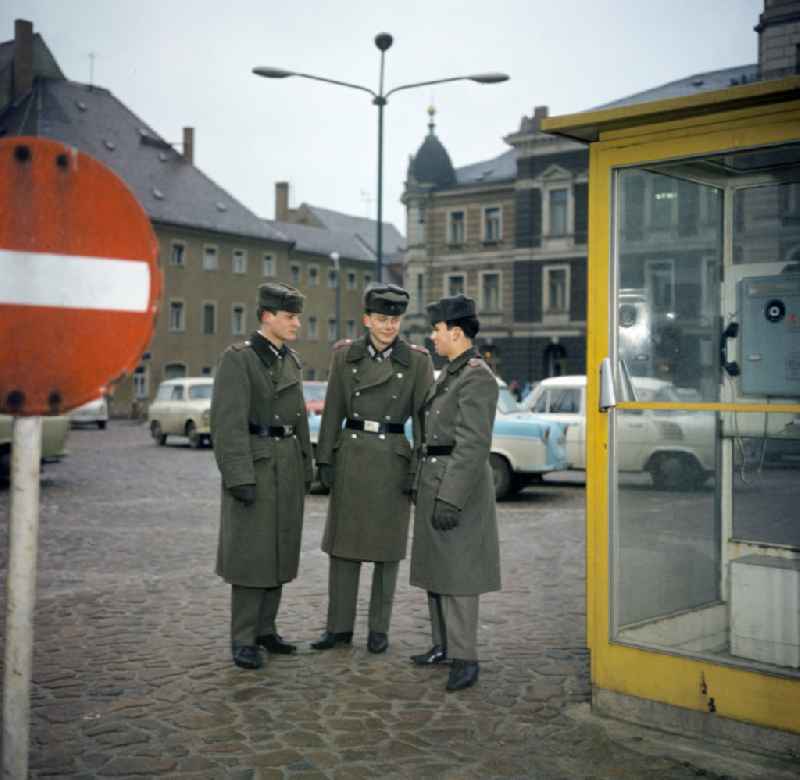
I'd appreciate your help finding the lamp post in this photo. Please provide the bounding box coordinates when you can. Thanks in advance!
[254,35,508,282]
[330,251,341,341]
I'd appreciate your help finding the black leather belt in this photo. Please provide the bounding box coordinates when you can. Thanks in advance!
[345,418,405,435]
[422,445,454,456]
[249,423,296,438]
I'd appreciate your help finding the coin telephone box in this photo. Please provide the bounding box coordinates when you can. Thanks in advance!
[737,274,800,397]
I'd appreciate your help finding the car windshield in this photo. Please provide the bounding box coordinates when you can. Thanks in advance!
[497,387,521,415]
[303,383,327,401]
[189,384,213,400]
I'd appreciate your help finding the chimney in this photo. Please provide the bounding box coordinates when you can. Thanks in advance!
[275,181,290,221]
[14,19,34,102]
[533,105,549,130]
[182,127,194,165]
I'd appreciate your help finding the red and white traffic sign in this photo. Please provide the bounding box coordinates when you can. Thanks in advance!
[0,136,161,416]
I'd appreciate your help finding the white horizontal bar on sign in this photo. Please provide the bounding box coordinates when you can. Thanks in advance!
[0,250,150,313]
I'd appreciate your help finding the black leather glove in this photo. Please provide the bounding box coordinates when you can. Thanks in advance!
[230,484,256,506]
[432,499,460,531]
[318,463,335,490]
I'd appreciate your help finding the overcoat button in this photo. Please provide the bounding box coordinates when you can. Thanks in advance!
[385,415,391,420]
[352,368,357,373]
[397,373,403,379]
[431,457,437,463]
[379,434,386,440]
[351,434,357,439]
[355,391,361,397]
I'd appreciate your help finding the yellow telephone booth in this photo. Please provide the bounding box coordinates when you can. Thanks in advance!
[542,77,800,746]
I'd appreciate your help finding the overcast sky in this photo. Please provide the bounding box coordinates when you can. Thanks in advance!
[5,0,762,236]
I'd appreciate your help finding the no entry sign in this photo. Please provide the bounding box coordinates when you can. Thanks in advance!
[0,137,161,415]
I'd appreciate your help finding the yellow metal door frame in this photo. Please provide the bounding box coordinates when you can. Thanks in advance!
[585,99,800,733]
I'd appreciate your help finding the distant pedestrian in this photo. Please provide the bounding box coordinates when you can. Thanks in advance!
[210,282,313,670]
[312,283,434,655]
[509,379,522,402]
[409,294,501,691]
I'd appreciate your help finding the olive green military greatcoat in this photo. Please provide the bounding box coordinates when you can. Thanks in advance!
[317,335,434,562]
[211,332,313,588]
[410,348,501,596]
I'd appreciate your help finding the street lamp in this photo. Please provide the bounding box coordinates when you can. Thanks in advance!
[254,34,509,282]
[330,251,341,341]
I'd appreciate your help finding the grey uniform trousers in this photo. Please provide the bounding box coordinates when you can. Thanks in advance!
[231,585,283,643]
[326,555,399,634]
[427,591,479,661]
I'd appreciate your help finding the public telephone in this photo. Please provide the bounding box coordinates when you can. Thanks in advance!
[731,273,800,397]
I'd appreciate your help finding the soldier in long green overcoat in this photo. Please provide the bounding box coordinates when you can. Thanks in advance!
[312,283,434,655]
[410,294,501,691]
[211,282,313,669]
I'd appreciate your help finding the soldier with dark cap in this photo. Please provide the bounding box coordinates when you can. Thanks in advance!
[409,293,501,691]
[211,281,313,669]
[312,282,434,654]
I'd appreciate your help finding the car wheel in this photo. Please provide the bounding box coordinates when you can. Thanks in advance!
[97,420,107,430]
[649,452,703,491]
[490,454,513,500]
[150,421,167,446]
[186,421,202,449]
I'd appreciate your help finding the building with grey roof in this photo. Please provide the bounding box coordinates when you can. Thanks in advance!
[0,19,385,402]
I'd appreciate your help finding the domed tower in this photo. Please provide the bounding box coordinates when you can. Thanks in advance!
[403,106,456,250]
[402,107,457,340]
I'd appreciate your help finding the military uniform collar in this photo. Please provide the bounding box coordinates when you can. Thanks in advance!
[249,331,287,367]
[446,346,478,374]
[346,335,410,367]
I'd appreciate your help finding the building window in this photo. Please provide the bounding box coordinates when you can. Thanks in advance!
[346,320,356,338]
[168,300,185,332]
[651,178,677,227]
[290,264,301,285]
[415,271,425,314]
[308,316,318,340]
[133,365,148,399]
[202,302,216,335]
[481,272,500,311]
[164,362,187,380]
[549,189,568,236]
[203,245,218,271]
[347,271,357,290]
[446,273,465,297]
[308,265,319,287]
[645,259,675,312]
[448,211,465,244]
[306,368,316,380]
[201,366,213,376]
[232,249,247,274]
[543,265,570,315]
[364,273,372,287]
[231,304,246,336]
[483,206,502,242]
[328,318,338,342]
[328,268,338,288]
[262,254,275,277]
[170,242,186,267]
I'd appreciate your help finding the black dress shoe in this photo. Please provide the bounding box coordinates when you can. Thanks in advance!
[255,633,297,654]
[410,645,449,666]
[231,642,262,670]
[367,631,389,654]
[310,630,354,650]
[446,659,479,691]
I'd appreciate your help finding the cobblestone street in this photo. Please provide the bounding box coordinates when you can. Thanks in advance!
[0,422,797,779]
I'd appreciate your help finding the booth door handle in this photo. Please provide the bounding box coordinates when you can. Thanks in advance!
[599,358,616,412]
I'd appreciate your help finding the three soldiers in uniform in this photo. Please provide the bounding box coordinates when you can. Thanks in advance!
[211,280,500,692]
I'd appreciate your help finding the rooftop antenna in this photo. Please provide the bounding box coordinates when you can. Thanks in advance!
[88,52,96,88]
[360,189,374,218]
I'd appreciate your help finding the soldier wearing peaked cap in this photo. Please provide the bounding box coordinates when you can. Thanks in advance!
[312,282,434,655]
[409,294,501,691]
[211,281,313,670]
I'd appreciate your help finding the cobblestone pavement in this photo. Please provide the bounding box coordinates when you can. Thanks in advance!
[0,422,797,779]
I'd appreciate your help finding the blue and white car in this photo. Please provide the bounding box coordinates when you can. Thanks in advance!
[307,376,568,499]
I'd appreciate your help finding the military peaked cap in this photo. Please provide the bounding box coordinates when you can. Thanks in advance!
[258,281,304,313]
[364,282,409,315]
[427,294,476,325]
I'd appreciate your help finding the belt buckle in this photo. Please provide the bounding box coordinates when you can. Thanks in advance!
[363,420,380,433]
[285,425,294,436]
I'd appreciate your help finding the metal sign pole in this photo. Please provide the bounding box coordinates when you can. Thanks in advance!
[2,416,42,780]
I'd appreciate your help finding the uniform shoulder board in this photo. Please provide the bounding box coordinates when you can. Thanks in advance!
[230,340,250,352]
[333,338,353,350]
[409,343,429,355]
[287,348,302,369]
[468,357,483,367]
